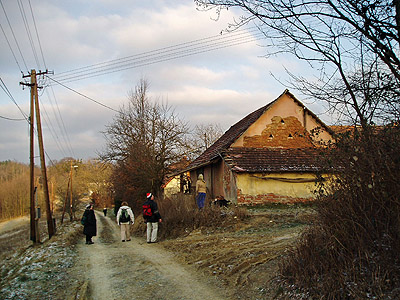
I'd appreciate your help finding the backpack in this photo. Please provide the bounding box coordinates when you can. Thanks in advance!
[119,208,131,223]
[143,203,153,218]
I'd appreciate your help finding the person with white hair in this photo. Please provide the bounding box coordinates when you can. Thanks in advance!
[195,174,207,209]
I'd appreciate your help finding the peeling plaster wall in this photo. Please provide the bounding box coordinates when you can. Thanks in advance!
[232,93,333,147]
[243,116,315,148]
[236,172,319,204]
[222,161,238,204]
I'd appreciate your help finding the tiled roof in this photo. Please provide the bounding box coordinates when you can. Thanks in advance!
[223,147,325,173]
[185,101,276,171]
[185,89,331,172]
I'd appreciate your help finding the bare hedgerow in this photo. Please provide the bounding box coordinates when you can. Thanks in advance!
[278,125,400,299]
[132,193,248,240]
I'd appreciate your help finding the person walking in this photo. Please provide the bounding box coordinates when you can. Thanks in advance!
[143,193,162,243]
[103,207,107,216]
[82,203,97,245]
[116,201,135,242]
[195,174,207,209]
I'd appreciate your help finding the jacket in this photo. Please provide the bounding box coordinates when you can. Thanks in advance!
[82,209,97,236]
[196,179,206,194]
[116,205,135,225]
[143,199,162,223]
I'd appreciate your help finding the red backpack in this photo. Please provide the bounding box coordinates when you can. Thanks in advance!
[143,203,153,218]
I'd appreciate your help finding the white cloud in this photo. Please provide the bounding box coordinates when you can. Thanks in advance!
[0,0,318,163]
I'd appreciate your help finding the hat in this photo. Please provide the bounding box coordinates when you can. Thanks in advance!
[86,204,91,209]
[146,193,152,199]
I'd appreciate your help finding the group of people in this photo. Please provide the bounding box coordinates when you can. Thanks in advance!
[82,173,206,244]
[81,192,162,245]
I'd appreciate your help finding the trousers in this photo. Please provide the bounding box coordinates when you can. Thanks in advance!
[146,222,158,242]
[120,223,131,241]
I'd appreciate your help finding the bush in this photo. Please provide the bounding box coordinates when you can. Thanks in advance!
[132,193,248,240]
[279,125,400,299]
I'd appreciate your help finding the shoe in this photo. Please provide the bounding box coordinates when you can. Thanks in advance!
[122,240,125,242]
[88,241,94,244]
[127,239,131,242]
[147,241,151,243]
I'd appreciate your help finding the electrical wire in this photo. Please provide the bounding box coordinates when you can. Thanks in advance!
[17,0,41,69]
[39,98,69,158]
[46,76,120,113]
[0,0,28,72]
[0,76,29,121]
[45,87,76,158]
[50,29,265,84]
[55,27,259,77]
[0,22,23,73]
[0,114,26,121]
[28,0,47,70]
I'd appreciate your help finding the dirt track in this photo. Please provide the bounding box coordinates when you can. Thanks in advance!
[73,212,232,300]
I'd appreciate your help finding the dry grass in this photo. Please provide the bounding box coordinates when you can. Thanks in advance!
[131,194,249,240]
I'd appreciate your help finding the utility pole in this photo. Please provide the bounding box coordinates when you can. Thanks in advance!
[22,69,55,240]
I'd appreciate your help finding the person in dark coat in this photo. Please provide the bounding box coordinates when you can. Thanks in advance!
[143,193,162,243]
[82,204,97,244]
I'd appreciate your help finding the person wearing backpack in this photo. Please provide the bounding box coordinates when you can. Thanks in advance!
[143,193,162,243]
[116,201,135,242]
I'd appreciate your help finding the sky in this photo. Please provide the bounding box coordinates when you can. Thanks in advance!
[0,0,330,164]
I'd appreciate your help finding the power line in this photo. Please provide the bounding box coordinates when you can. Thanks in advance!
[0,22,23,73]
[50,29,265,84]
[45,87,76,158]
[55,27,260,77]
[39,98,69,159]
[28,0,47,70]
[17,0,41,69]
[46,76,120,113]
[0,114,26,121]
[0,76,29,121]
[0,0,28,72]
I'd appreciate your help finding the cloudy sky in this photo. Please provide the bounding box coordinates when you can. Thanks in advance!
[0,0,329,164]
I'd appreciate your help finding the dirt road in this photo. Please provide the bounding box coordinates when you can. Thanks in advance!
[74,212,231,300]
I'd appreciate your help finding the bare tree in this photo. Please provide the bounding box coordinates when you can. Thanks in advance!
[196,0,400,126]
[101,79,189,209]
[187,123,224,159]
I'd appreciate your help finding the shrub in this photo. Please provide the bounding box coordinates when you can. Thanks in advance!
[132,193,248,240]
[279,125,400,299]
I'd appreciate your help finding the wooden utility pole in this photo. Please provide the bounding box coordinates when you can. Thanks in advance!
[69,161,73,221]
[22,69,55,240]
[28,71,36,242]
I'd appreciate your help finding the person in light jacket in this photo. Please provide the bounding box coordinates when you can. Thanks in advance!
[116,201,135,242]
[195,174,207,209]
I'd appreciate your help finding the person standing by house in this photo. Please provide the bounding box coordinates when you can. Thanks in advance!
[116,201,135,242]
[195,174,207,209]
[82,203,97,245]
[143,193,162,243]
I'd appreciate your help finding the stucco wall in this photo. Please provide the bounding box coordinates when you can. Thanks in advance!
[164,176,181,198]
[236,172,319,204]
[232,93,333,147]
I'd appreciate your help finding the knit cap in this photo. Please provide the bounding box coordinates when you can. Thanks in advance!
[146,193,152,199]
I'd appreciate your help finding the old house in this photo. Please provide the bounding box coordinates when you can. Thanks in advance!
[179,89,335,205]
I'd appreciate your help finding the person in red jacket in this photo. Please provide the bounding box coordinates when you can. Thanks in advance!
[143,193,162,243]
